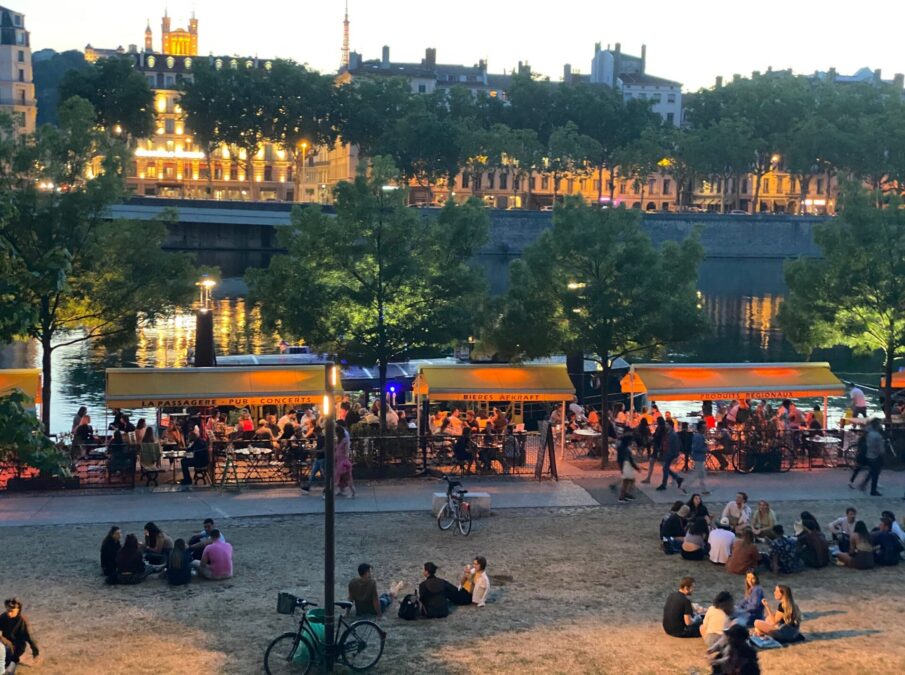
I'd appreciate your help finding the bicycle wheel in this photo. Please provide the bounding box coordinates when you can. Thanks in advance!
[339,619,385,671]
[264,632,313,675]
[778,445,795,473]
[457,502,472,536]
[732,449,755,474]
[437,502,455,530]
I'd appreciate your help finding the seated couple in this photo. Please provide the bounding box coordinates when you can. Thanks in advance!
[419,559,490,619]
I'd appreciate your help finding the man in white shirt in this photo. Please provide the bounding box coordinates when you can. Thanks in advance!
[882,510,905,545]
[721,493,752,533]
[709,518,736,564]
[828,507,857,543]
[850,387,868,417]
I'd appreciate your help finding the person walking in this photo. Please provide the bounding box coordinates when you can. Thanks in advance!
[616,435,640,503]
[685,421,709,494]
[859,418,885,496]
[642,418,667,484]
[850,386,868,418]
[301,425,326,494]
[335,425,356,498]
[656,424,685,493]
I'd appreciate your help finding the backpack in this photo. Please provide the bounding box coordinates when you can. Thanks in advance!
[398,593,420,620]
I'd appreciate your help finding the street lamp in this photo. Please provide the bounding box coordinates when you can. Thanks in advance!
[196,275,217,311]
[193,276,218,367]
[323,364,337,672]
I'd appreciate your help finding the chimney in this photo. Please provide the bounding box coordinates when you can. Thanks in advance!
[595,41,601,54]
[715,75,723,88]
[640,44,647,73]
[767,65,773,73]
[563,63,572,83]
[828,67,837,82]
[732,73,741,82]
[424,47,436,67]
[478,58,486,72]
[614,42,621,81]
[874,68,882,83]
[894,73,904,88]
[517,61,531,76]
[381,45,390,66]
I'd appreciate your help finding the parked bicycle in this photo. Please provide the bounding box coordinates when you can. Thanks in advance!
[437,474,472,536]
[264,593,386,674]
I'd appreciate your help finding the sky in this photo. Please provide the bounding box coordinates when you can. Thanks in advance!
[17,0,905,91]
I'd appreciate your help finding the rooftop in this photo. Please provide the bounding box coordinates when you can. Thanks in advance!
[619,72,681,87]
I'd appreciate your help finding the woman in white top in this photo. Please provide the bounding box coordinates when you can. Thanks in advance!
[453,556,491,608]
[701,591,735,648]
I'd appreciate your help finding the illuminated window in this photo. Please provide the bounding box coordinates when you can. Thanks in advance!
[184,57,192,69]
[264,61,272,71]
[166,56,175,69]
[165,119,175,134]
[230,59,238,69]
[147,55,156,67]
[245,60,253,69]
[215,58,223,70]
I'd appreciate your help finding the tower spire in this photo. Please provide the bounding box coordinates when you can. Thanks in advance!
[341,0,350,69]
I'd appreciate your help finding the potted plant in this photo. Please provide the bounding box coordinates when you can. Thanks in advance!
[1,392,78,491]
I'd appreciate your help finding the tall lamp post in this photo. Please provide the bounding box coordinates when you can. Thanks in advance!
[323,363,337,672]
[193,275,218,368]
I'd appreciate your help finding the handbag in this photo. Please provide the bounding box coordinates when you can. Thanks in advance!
[621,460,635,480]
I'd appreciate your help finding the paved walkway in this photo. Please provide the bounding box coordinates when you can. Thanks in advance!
[0,465,901,527]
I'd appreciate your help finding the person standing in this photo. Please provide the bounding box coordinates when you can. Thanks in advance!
[617,435,640,503]
[0,599,38,674]
[643,418,668,484]
[685,421,709,494]
[335,425,356,498]
[301,425,326,494]
[850,386,868,418]
[859,418,885,496]
[678,421,693,471]
[656,424,685,492]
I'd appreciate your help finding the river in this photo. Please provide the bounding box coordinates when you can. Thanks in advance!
[0,261,884,434]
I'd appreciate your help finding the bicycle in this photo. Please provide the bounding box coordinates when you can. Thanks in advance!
[264,593,386,674]
[437,474,472,536]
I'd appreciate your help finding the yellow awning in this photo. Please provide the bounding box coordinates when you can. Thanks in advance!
[0,369,41,404]
[105,366,329,408]
[414,364,574,402]
[621,362,845,401]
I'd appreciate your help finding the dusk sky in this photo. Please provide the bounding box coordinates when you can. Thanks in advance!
[17,0,905,91]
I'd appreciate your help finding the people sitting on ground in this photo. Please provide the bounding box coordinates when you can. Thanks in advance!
[754,585,802,644]
[881,510,905,544]
[735,570,765,627]
[708,623,761,675]
[701,591,735,648]
[191,529,233,580]
[765,525,801,574]
[835,521,875,570]
[751,500,778,541]
[453,556,490,608]
[796,517,830,569]
[721,493,752,533]
[348,563,404,617]
[418,562,457,619]
[727,529,760,574]
[709,518,737,565]
[798,510,821,533]
[115,534,164,582]
[660,502,689,546]
[686,493,711,525]
[188,518,225,560]
[100,526,122,578]
[0,598,38,674]
[142,522,173,566]
[180,431,210,485]
[662,576,702,638]
[871,517,904,566]
[681,518,710,561]
[166,539,193,586]
[828,507,858,552]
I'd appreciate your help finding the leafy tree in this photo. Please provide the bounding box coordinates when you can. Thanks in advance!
[334,78,416,159]
[179,61,231,193]
[546,122,601,202]
[33,49,90,127]
[218,65,272,199]
[0,392,69,477]
[614,126,667,207]
[0,98,197,431]
[58,55,154,141]
[778,187,905,422]
[491,201,706,465]
[493,125,544,209]
[248,157,490,430]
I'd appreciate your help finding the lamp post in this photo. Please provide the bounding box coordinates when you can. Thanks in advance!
[323,363,337,673]
[193,276,218,368]
[195,275,217,310]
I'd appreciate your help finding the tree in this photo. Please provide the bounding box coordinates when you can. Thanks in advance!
[218,65,272,200]
[179,61,230,193]
[0,392,69,477]
[248,157,490,431]
[547,122,601,202]
[58,55,154,141]
[614,126,667,207]
[492,201,706,465]
[0,98,197,432]
[778,187,905,423]
[33,49,90,127]
[334,78,416,159]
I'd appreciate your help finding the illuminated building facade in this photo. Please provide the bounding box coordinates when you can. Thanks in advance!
[0,5,35,135]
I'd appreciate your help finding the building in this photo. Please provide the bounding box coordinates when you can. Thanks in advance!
[0,5,35,134]
[160,10,198,57]
[590,42,682,126]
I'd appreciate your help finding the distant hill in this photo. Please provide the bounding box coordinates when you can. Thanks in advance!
[33,49,89,126]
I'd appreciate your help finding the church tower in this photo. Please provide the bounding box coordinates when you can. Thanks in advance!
[144,19,153,52]
[189,11,198,55]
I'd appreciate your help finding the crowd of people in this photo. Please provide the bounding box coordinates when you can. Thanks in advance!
[99,518,233,585]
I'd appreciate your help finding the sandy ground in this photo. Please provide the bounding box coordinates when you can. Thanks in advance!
[0,498,904,674]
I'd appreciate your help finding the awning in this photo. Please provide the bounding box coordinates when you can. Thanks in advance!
[0,369,41,404]
[413,364,574,402]
[621,362,845,401]
[105,366,329,408]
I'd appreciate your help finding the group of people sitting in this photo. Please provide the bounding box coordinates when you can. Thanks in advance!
[663,574,803,672]
[100,518,233,585]
[661,492,905,574]
[345,558,491,620]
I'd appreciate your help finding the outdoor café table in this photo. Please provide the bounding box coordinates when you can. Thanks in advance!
[571,428,602,458]
[233,447,273,482]
[161,449,188,483]
[805,435,841,469]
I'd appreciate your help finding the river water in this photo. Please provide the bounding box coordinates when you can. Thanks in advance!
[0,261,884,433]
